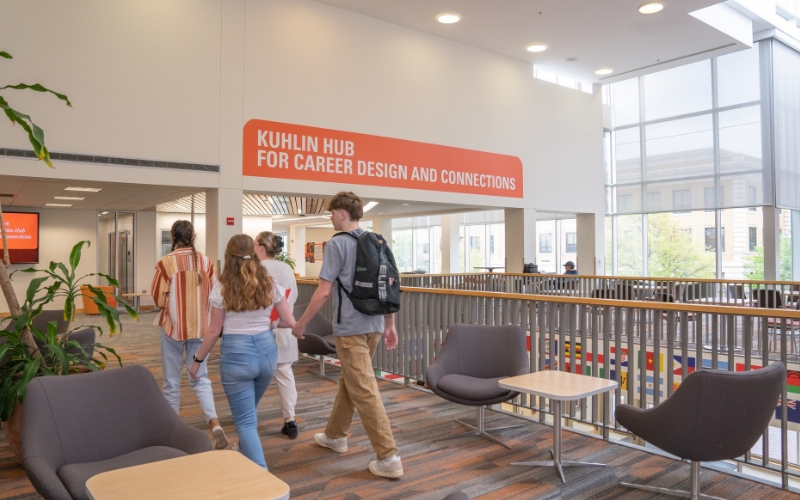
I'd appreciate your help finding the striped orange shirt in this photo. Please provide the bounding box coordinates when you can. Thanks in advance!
[150,248,216,341]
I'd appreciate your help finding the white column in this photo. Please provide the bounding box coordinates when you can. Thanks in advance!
[576,213,605,275]
[763,205,780,281]
[206,188,243,267]
[504,208,536,273]
[290,225,306,277]
[793,210,800,281]
[372,217,393,249]
[441,214,461,273]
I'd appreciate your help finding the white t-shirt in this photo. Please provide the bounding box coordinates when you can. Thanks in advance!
[209,280,286,335]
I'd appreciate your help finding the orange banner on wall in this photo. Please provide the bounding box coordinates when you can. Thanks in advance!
[0,213,39,250]
[243,120,523,198]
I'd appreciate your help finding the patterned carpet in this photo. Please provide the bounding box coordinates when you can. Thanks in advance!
[1,312,798,499]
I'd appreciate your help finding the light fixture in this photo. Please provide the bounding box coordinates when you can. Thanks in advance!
[54,196,85,201]
[64,186,103,192]
[595,68,613,75]
[45,203,72,207]
[363,201,379,213]
[436,13,460,24]
[402,203,409,206]
[101,211,109,215]
[526,43,548,53]
[638,2,664,14]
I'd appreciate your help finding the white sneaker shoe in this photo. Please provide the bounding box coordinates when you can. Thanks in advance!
[314,433,348,453]
[368,454,404,478]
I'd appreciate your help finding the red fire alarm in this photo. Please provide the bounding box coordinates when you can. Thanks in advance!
[226,217,234,226]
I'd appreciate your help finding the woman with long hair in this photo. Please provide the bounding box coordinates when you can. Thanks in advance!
[190,234,296,469]
[255,231,299,439]
[150,220,228,450]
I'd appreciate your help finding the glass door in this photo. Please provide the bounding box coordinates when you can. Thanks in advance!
[97,212,136,309]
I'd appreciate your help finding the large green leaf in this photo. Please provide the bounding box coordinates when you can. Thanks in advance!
[0,51,11,59]
[0,96,52,167]
[69,241,89,275]
[17,358,41,402]
[0,83,72,107]
[24,277,49,303]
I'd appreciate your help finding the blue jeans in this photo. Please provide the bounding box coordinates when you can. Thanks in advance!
[220,331,278,469]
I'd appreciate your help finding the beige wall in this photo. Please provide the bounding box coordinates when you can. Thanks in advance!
[303,227,337,277]
[1,208,97,314]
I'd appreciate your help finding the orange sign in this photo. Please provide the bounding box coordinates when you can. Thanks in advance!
[243,120,523,198]
[0,212,39,250]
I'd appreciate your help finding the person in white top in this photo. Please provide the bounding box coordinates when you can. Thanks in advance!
[190,234,296,470]
[255,231,300,439]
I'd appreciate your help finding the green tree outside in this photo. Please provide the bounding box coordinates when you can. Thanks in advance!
[742,238,792,281]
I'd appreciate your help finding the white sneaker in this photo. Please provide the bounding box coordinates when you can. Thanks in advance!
[368,454,404,479]
[314,433,348,453]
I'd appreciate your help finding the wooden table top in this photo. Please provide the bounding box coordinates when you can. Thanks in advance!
[120,292,150,297]
[499,371,618,401]
[85,450,290,500]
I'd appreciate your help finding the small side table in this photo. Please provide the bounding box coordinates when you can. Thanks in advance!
[85,450,290,500]
[499,371,618,484]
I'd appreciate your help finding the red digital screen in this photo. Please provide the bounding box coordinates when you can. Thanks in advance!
[0,212,40,264]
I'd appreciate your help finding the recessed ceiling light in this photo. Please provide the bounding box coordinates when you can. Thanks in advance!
[65,187,103,192]
[101,211,109,215]
[595,68,614,75]
[363,201,379,213]
[638,2,664,14]
[45,203,72,207]
[526,43,548,53]
[436,13,460,24]
[53,196,85,201]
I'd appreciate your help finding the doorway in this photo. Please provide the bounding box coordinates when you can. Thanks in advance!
[98,212,135,307]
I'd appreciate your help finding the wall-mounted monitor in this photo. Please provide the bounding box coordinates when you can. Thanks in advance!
[0,212,40,264]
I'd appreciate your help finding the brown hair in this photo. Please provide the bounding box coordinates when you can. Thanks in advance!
[171,220,200,285]
[219,234,273,312]
[255,231,281,258]
[327,192,363,221]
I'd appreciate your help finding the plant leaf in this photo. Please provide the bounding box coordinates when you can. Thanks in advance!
[69,241,88,276]
[0,83,72,107]
[0,51,12,59]
[17,357,41,403]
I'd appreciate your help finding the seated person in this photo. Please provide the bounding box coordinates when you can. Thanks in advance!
[563,261,578,275]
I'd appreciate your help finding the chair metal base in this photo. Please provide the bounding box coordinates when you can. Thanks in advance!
[433,406,522,450]
[317,355,339,381]
[620,461,725,500]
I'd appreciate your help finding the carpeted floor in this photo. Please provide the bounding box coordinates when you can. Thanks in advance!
[1,312,798,499]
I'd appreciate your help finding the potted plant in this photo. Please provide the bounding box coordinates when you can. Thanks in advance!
[275,252,296,270]
[0,242,138,461]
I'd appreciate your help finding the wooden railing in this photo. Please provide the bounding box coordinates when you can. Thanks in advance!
[296,278,800,489]
[398,273,800,309]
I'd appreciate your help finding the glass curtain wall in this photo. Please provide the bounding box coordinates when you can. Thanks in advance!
[535,218,577,273]
[605,44,768,279]
[391,216,442,273]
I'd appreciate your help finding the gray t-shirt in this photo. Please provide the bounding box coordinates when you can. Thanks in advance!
[319,228,385,336]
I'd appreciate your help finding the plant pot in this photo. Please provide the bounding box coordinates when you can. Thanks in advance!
[3,400,23,463]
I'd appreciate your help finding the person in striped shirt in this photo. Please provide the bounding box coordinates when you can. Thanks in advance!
[150,220,228,450]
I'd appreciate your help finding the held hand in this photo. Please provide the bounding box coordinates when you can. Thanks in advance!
[292,321,306,340]
[189,361,200,381]
[384,324,398,351]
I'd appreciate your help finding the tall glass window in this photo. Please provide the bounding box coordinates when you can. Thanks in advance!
[604,42,773,279]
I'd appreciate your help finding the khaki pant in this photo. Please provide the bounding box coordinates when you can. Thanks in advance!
[325,333,398,459]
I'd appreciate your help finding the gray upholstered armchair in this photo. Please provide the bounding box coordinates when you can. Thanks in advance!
[616,362,785,499]
[293,303,338,378]
[22,364,211,500]
[426,324,529,449]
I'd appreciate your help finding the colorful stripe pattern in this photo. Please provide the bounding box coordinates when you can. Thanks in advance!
[150,248,216,341]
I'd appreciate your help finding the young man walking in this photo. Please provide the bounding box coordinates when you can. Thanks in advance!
[292,191,403,479]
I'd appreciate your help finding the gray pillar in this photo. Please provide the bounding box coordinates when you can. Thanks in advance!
[763,205,780,281]
[504,208,536,273]
[441,214,461,273]
[576,213,605,275]
[290,225,306,277]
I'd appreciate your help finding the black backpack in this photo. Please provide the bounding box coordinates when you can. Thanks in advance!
[333,231,401,322]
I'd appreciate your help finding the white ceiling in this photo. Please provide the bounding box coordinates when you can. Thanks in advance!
[312,0,746,83]
[0,176,203,212]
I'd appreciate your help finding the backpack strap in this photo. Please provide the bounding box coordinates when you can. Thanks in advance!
[332,231,359,323]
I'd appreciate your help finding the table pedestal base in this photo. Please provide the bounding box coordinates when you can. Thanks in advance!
[511,400,605,484]
[512,449,605,484]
